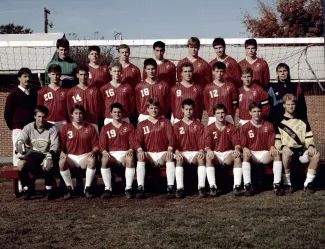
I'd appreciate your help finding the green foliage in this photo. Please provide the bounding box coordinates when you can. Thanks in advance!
[0,23,33,34]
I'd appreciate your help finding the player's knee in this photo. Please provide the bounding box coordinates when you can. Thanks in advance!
[125,155,134,166]
[197,158,205,166]
[311,152,320,162]
[233,157,241,165]
[87,157,96,168]
[101,157,109,168]
[243,154,250,162]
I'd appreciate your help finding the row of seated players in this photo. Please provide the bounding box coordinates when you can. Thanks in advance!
[15,94,319,201]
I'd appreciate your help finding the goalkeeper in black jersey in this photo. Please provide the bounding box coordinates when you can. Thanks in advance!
[275,93,319,193]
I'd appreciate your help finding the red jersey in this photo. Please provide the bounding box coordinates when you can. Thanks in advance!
[209,56,242,89]
[122,63,141,89]
[240,120,275,151]
[99,122,134,152]
[203,82,238,118]
[135,80,170,116]
[100,82,135,119]
[60,122,98,155]
[204,123,240,152]
[173,120,204,151]
[177,57,212,88]
[143,59,176,87]
[170,83,203,120]
[38,86,68,122]
[67,85,101,125]
[87,64,111,89]
[238,84,270,120]
[239,58,270,89]
[134,118,176,152]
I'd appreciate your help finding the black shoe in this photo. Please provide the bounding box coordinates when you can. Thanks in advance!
[136,185,145,199]
[101,189,112,199]
[283,185,294,194]
[198,187,206,198]
[125,189,133,199]
[244,183,254,196]
[22,189,31,200]
[176,188,185,198]
[273,183,284,196]
[304,182,315,194]
[46,189,54,200]
[63,186,74,200]
[84,187,94,198]
[233,185,242,197]
[167,185,175,199]
[210,186,219,197]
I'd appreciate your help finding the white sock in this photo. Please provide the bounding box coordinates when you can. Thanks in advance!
[101,168,112,190]
[136,161,146,187]
[85,168,96,188]
[197,166,206,189]
[60,169,73,189]
[273,161,282,184]
[45,186,52,190]
[206,167,216,188]
[233,168,242,187]
[166,162,176,186]
[125,167,135,190]
[242,162,251,185]
[304,171,316,187]
[176,166,184,190]
[282,173,291,186]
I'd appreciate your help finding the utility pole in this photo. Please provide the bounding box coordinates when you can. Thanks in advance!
[44,8,51,33]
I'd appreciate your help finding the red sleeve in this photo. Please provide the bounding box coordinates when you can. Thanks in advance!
[204,126,213,150]
[164,84,170,115]
[91,126,99,150]
[96,89,102,121]
[267,124,275,149]
[230,126,241,148]
[136,68,141,84]
[231,85,238,116]
[170,87,176,113]
[264,61,270,89]
[205,64,212,86]
[260,88,270,117]
[99,127,108,153]
[234,62,242,89]
[203,86,209,110]
[60,125,67,152]
[165,121,176,149]
[173,123,180,151]
[171,64,177,86]
[128,125,135,151]
[240,125,248,148]
[198,87,204,120]
[129,86,136,116]
[66,90,73,118]
[37,89,44,105]
[134,123,144,150]
[135,85,141,115]
[177,61,182,83]
[198,123,205,150]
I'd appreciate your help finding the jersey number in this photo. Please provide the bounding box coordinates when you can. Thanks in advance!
[141,88,149,97]
[179,127,185,134]
[248,130,254,138]
[213,131,217,139]
[68,131,73,139]
[107,130,116,138]
[72,94,82,103]
[105,89,115,97]
[209,90,218,98]
[176,90,181,97]
[143,126,150,134]
[239,94,243,102]
[44,92,53,101]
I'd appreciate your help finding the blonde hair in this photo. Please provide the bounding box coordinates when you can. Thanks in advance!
[187,37,200,47]
[282,93,297,104]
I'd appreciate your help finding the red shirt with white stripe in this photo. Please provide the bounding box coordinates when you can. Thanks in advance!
[143,59,176,87]
[87,64,111,89]
[239,58,270,89]
[122,63,141,89]
[173,120,204,151]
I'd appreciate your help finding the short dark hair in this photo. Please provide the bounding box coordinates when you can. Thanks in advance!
[88,46,100,54]
[153,41,165,50]
[249,101,262,111]
[241,67,253,76]
[144,58,157,69]
[70,104,86,114]
[188,37,200,47]
[118,44,130,53]
[147,98,160,108]
[213,104,227,114]
[212,61,226,71]
[110,102,124,112]
[48,64,62,74]
[245,38,257,48]
[276,63,291,81]
[76,65,89,74]
[17,67,32,77]
[34,105,49,116]
[56,38,70,49]
[181,62,194,72]
[212,38,226,48]
[182,98,195,108]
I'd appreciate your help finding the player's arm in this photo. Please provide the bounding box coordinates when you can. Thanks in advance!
[135,85,141,115]
[203,127,215,160]
[17,125,31,145]
[37,89,44,105]
[197,87,204,120]
[296,85,308,120]
[49,125,60,155]
[196,123,206,158]
[136,67,141,84]
[234,62,242,88]
[231,84,238,116]
[230,127,242,157]
[170,87,176,114]
[165,121,176,152]
[205,63,212,85]
[99,127,110,158]
[129,86,136,116]
[267,125,278,157]
[4,92,14,130]
[164,84,171,116]
[263,61,270,89]
[260,88,270,117]
[134,124,145,160]
[89,127,99,157]
[239,126,251,157]
[274,123,283,151]
[176,61,182,83]
[170,63,177,86]
[203,86,209,111]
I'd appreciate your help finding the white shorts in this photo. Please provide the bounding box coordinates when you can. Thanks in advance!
[251,150,269,164]
[12,129,22,166]
[182,151,199,163]
[208,115,234,125]
[138,114,150,123]
[68,153,88,168]
[104,118,130,125]
[299,150,310,164]
[238,119,250,130]
[48,120,67,131]
[171,114,180,125]
[147,151,167,165]
[110,151,128,163]
[214,150,233,165]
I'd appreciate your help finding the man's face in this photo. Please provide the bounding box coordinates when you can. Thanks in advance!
[111,108,123,121]
[277,67,289,81]
[18,73,30,88]
[241,73,252,86]
[249,107,262,121]
[34,112,47,128]
[214,45,226,58]
[214,109,226,122]
[284,100,296,115]
[147,105,160,118]
[48,72,61,84]
[154,47,165,60]
[110,66,122,81]
[77,70,89,84]
[245,45,257,58]
[145,65,157,79]
[57,46,69,60]
[71,109,84,123]
[119,48,130,62]
[213,68,225,81]
[181,66,193,82]
[88,50,100,64]
[182,104,194,119]
[188,45,199,57]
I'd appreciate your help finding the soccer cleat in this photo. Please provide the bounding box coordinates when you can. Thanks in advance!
[101,189,112,199]
[273,183,284,196]
[22,189,31,201]
[84,187,94,198]
[63,186,74,200]
[244,183,254,196]
[198,187,206,198]
[167,185,175,199]
[46,189,54,200]
[176,188,185,199]
[283,185,294,194]
[233,185,242,197]
[136,185,145,199]
[125,189,133,199]
[209,186,219,197]
[304,182,315,194]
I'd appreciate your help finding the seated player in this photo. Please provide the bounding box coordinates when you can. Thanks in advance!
[204,104,242,197]
[134,98,176,199]
[16,105,59,200]
[59,104,99,199]
[238,67,270,129]
[275,94,319,193]
[173,99,205,198]
[38,64,68,130]
[170,62,203,124]
[100,61,134,125]
[204,61,238,125]
[99,103,135,199]
[135,58,170,123]
[240,102,283,196]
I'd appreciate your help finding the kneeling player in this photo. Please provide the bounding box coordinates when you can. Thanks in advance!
[275,94,320,193]
[240,102,283,196]
[134,98,176,199]
[173,98,205,198]
[204,104,242,196]
[59,104,99,199]
[99,103,135,199]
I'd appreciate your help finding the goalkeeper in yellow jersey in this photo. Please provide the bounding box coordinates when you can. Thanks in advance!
[275,93,319,193]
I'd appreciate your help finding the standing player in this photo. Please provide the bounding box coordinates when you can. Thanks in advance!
[135,59,170,123]
[134,99,176,199]
[173,99,205,198]
[204,104,242,197]
[99,103,135,199]
[204,61,238,125]
[238,67,270,129]
[239,39,270,90]
[240,102,283,196]
[59,104,99,199]
[67,65,101,133]
[275,94,319,193]
[100,61,134,125]
[87,46,111,89]
[171,62,203,124]
[209,38,242,89]
[143,41,176,88]
[38,64,68,130]
[177,37,212,88]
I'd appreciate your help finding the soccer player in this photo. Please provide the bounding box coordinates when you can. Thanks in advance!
[171,62,203,124]
[100,61,134,125]
[238,67,270,129]
[204,61,238,125]
[275,94,319,193]
[135,58,170,123]
[143,41,176,87]
[38,64,68,130]
[99,103,135,199]
[240,102,283,196]
[59,104,99,199]
[45,38,78,88]
[67,65,101,133]
[268,63,307,124]
[177,37,212,88]
[173,99,205,198]
[4,68,38,166]
[204,104,242,197]
[15,105,59,200]
[209,38,242,89]
[239,39,270,89]
[134,98,176,199]
[87,46,111,89]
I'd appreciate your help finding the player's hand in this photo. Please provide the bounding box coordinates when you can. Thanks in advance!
[42,153,53,171]
[233,149,241,158]
[243,148,251,158]
[270,146,279,158]
[308,146,317,157]
[166,150,174,161]
[282,146,293,156]
[206,149,214,160]
[197,150,205,160]
[175,151,183,161]
[102,151,110,158]
[60,152,66,159]
[137,149,145,161]
[126,149,133,157]
[87,151,95,158]
[15,140,26,154]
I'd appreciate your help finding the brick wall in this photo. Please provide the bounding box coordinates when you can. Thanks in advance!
[0,91,12,157]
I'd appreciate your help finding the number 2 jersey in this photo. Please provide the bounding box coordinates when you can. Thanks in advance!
[173,120,204,151]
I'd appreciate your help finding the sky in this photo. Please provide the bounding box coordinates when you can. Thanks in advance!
[0,0,269,40]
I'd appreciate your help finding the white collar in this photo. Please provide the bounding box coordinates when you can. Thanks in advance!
[18,85,30,95]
